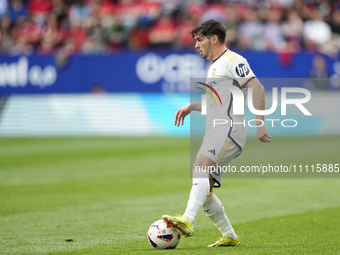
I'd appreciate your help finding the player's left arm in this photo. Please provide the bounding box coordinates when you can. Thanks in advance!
[245,78,272,142]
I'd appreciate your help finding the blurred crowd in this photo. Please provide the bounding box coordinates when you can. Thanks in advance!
[0,0,340,57]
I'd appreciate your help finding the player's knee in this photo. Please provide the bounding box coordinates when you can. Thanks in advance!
[193,162,216,172]
[194,154,216,170]
[193,159,207,170]
[193,155,217,179]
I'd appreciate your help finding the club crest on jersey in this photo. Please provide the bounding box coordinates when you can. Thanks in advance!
[235,63,249,77]
[212,68,216,77]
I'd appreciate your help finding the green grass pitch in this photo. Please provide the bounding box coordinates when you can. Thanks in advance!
[0,136,340,254]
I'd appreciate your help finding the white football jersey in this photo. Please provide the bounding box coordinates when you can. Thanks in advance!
[204,49,256,152]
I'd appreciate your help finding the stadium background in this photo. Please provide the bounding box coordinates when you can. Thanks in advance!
[1,0,340,136]
[1,0,340,254]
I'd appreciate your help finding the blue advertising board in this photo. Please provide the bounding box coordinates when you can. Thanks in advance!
[0,51,337,94]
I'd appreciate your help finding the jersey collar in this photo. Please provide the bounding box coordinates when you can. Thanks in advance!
[212,49,228,63]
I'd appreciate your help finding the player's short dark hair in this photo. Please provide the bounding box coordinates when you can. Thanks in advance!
[190,19,226,44]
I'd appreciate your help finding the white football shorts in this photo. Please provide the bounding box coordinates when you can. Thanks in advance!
[197,129,242,187]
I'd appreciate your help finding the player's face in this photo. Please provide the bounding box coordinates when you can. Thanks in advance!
[194,34,212,59]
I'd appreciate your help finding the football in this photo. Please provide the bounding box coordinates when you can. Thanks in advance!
[147,219,181,249]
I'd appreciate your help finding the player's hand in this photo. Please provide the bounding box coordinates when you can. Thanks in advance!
[257,125,272,142]
[174,104,191,127]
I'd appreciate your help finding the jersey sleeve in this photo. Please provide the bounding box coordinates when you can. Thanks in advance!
[225,56,256,88]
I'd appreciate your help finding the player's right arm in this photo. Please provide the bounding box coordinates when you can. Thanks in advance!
[225,52,271,142]
[174,102,201,127]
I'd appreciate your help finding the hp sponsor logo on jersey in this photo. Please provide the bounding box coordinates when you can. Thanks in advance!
[235,63,249,77]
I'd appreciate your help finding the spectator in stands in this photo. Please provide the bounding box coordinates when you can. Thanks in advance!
[68,19,87,52]
[224,4,239,48]
[308,54,329,90]
[38,13,66,54]
[99,0,115,17]
[116,0,139,30]
[0,16,13,53]
[8,0,28,23]
[68,0,90,24]
[303,9,332,51]
[137,0,160,27]
[106,16,130,50]
[88,16,106,44]
[81,36,103,54]
[330,9,340,35]
[0,15,11,35]
[149,14,176,48]
[174,15,196,49]
[55,37,75,67]
[16,15,43,48]
[0,0,8,18]
[274,0,295,9]
[200,2,227,23]
[81,16,105,54]
[10,35,34,55]
[128,24,149,50]
[126,0,161,50]
[238,9,264,50]
[319,33,340,59]
[184,2,204,24]
[28,0,53,25]
[51,0,68,28]
[263,8,285,51]
[0,0,339,56]
[281,10,304,53]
